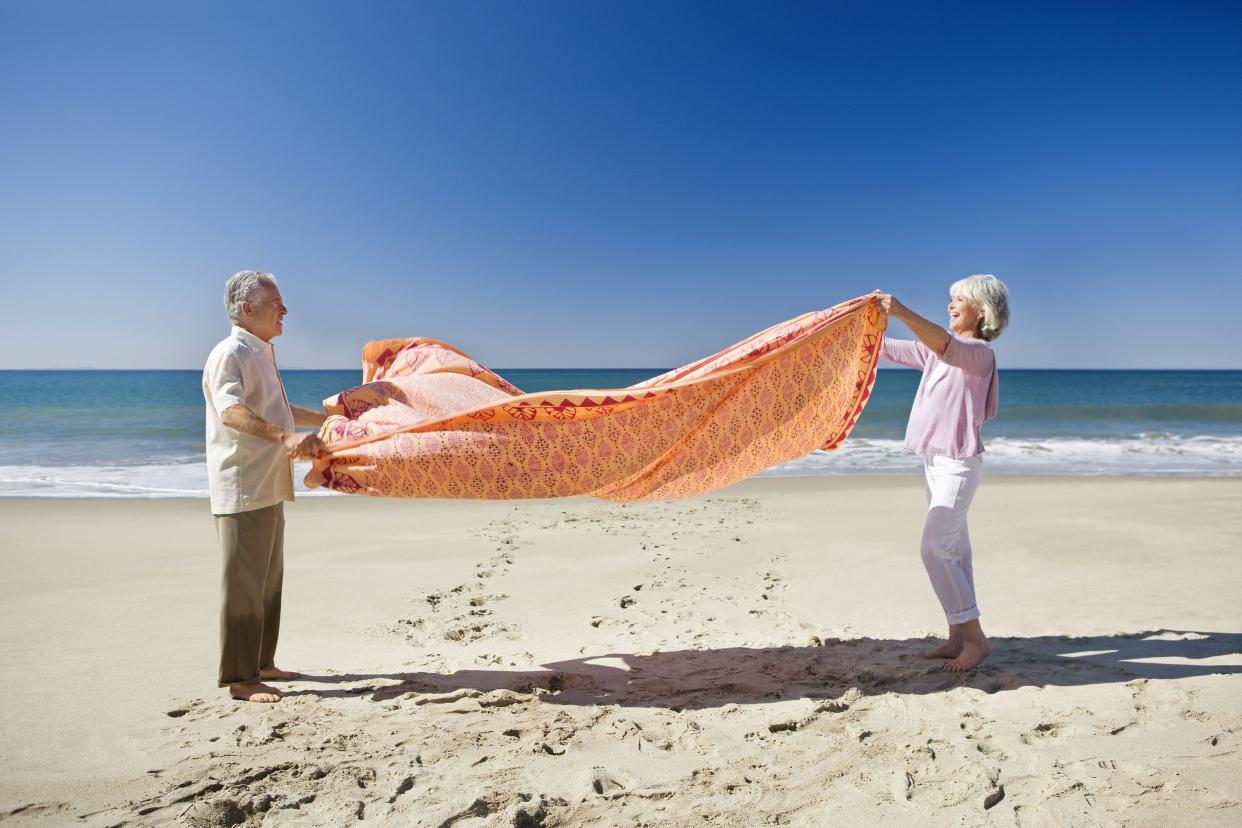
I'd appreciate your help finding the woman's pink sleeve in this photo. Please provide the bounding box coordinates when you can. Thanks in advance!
[880,336,930,370]
[940,336,995,376]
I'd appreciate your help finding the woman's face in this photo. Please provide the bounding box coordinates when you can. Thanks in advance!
[948,292,983,338]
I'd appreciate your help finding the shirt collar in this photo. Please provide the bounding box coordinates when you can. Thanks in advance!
[231,325,273,353]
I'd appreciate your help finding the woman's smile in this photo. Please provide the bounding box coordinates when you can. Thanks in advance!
[947,294,982,338]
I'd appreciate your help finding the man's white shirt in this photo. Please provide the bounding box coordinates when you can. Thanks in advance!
[202,326,295,514]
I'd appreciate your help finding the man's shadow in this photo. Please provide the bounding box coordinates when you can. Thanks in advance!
[285,629,1242,710]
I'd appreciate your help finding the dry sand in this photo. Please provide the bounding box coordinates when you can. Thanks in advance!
[1,476,1240,826]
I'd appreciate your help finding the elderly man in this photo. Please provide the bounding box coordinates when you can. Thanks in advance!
[202,271,326,703]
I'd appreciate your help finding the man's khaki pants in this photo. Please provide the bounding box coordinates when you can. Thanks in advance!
[215,503,285,687]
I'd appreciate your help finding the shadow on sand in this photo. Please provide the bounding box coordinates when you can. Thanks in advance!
[282,629,1242,710]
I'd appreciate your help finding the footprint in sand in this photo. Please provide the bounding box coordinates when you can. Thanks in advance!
[399,582,519,645]
[135,761,380,824]
[760,570,786,599]
[1018,721,1063,745]
[443,620,515,643]
[583,767,634,798]
[164,698,208,721]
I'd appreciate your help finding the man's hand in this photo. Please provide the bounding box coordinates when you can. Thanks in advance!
[283,432,325,459]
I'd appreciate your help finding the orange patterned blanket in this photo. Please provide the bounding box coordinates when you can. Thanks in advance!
[305,294,886,501]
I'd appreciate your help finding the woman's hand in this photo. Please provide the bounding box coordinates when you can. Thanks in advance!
[873,290,905,318]
[873,290,950,355]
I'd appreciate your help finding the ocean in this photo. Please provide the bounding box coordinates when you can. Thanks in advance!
[1,368,1239,497]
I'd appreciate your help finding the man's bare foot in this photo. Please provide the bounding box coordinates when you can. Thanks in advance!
[228,681,283,703]
[945,639,993,672]
[918,639,964,659]
[259,667,301,681]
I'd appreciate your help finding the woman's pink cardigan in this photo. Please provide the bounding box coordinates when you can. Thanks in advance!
[880,336,999,459]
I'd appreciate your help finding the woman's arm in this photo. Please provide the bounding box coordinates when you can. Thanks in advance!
[880,337,931,370]
[876,294,950,356]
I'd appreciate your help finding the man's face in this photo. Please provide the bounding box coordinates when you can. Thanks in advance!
[242,284,288,341]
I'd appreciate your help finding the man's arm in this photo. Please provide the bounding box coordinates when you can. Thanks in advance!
[221,404,324,457]
[290,404,327,429]
[221,403,286,442]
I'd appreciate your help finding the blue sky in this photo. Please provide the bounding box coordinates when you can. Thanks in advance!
[1,1,1239,369]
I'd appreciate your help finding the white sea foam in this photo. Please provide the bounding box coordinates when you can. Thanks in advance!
[1,436,1240,497]
[761,435,1242,477]
[0,461,338,498]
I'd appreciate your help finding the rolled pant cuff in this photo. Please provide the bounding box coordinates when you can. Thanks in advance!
[219,674,261,688]
[946,606,980,625]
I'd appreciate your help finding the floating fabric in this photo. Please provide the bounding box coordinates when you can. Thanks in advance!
[305,294,886,501]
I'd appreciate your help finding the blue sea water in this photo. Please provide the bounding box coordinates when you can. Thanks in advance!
[1,368,1239,497]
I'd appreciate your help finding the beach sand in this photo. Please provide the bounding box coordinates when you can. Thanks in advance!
[1,476,1240,826]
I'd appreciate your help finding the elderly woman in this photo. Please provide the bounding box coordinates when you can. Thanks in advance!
[876,275,1009,672]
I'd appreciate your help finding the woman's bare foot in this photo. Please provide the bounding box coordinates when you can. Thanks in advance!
[259,666,301,681]
[945,638,993,672]
[228,681,283,703]
[943,618,993,670]
[918,638,964,659]
[939,620,992,672]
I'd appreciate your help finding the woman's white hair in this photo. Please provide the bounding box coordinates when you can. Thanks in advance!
[950,273,1009,341]
[224,271,278,324]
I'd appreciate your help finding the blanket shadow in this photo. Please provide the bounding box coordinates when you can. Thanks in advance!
[281,629,1242,710]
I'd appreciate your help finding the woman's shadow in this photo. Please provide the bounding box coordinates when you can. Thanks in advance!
[286,629,1242,710]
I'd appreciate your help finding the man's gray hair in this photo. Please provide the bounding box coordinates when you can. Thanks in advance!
[224,271,278,323]
[950,274,1010,341]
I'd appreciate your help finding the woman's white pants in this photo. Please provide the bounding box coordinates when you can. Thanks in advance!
[921,454,983,624]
